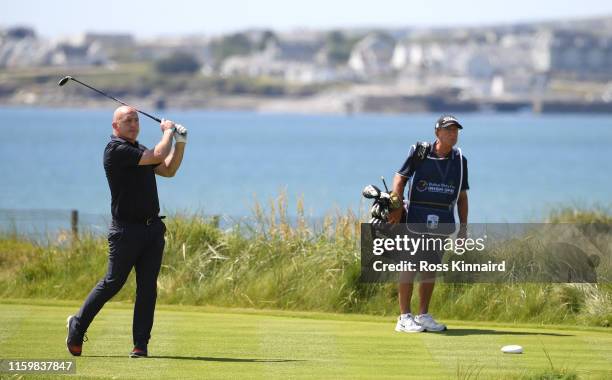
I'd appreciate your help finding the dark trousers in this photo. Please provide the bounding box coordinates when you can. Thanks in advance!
[75,219,165,346]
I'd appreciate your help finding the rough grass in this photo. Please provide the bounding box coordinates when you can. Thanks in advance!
[0,198,610,327]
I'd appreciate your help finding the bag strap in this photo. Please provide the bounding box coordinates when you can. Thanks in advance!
[406,141,431,177]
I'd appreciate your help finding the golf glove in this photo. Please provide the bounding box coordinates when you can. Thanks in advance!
[389,192,402,210]
[174,124,188,143]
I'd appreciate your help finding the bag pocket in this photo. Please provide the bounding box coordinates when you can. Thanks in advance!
[406,205,456,236]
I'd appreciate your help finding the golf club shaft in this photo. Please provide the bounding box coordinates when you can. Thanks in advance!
[68,77,162,123]
[381,177,390,192]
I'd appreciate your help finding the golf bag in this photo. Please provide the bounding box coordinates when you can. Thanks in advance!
[362,141,431,225]
[362,183,391,225]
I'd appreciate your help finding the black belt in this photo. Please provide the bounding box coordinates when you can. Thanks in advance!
[114,215,165,226]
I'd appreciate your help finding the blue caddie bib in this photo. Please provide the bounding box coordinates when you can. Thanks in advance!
[405,146,463,236]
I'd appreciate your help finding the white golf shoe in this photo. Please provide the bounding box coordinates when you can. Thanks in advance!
[395,314,425,333]
[414,313,447,332]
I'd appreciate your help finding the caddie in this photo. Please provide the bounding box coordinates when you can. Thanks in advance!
[388,114,469,333]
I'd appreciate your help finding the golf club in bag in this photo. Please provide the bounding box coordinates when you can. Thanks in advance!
[362,141,431,225]
[362,176,393,225]
[57,75,185,136]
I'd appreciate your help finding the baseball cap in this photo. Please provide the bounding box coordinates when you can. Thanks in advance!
[435,114,463,129]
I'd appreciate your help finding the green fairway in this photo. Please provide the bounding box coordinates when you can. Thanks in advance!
[0,300,610,379]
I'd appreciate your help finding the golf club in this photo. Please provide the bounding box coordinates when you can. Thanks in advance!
[58,76,184,135]
[381,176,390,193]
[362,185,381,199]
[362,178,392,223]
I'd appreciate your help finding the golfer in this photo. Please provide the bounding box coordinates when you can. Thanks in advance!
[66,106,187,357]
[388,114,469,333]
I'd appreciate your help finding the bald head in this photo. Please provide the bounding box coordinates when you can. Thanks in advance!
[113,106,137,123]
[112,106,140,142]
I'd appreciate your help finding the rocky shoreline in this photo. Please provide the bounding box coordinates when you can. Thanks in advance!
[3,88,612,115]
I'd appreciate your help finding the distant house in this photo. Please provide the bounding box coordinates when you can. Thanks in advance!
[0,27,53,68]
[50,42,108,66]
[465,52,495,79]
[134,36,212,65]
[0,26,119,68]
[534,29,612,79]
[220,53,347,84]
[262,38,323,62]
[391,34,474,77]
[78,33,135,50]
[219,36,350,84]
[489,73,538,98]
[348,33,396,77]
[221,54,275,77]
[2,26,36,39]
[370,28,549,83]
[391,42,418,70]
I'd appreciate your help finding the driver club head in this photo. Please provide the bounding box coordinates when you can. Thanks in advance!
[57,76,73,86]
[362,185,381,199]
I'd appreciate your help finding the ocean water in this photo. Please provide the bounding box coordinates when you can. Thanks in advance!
[0,106,610,232]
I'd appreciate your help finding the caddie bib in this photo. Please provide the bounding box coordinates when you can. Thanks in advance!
[405,147,463,236]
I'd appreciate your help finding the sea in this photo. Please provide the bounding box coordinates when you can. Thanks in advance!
[0,106,610,235]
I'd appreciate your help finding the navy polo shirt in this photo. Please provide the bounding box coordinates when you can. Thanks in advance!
[397,144,469,191]
[104,135,160,222]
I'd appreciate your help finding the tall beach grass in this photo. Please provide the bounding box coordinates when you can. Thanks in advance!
[0,197,610,327]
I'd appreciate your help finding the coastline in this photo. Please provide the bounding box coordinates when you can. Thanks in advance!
[3,88,612,115]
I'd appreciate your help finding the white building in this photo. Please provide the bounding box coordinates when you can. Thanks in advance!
[533,29,612,79]
[219,37,351,84]
[348,33,396,77]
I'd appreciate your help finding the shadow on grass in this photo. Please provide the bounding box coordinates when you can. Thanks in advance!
[440,328,572,337]
[153,356,305,363]
[87,355,305,363]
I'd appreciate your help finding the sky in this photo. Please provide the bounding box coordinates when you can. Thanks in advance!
[3,0,612,38]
